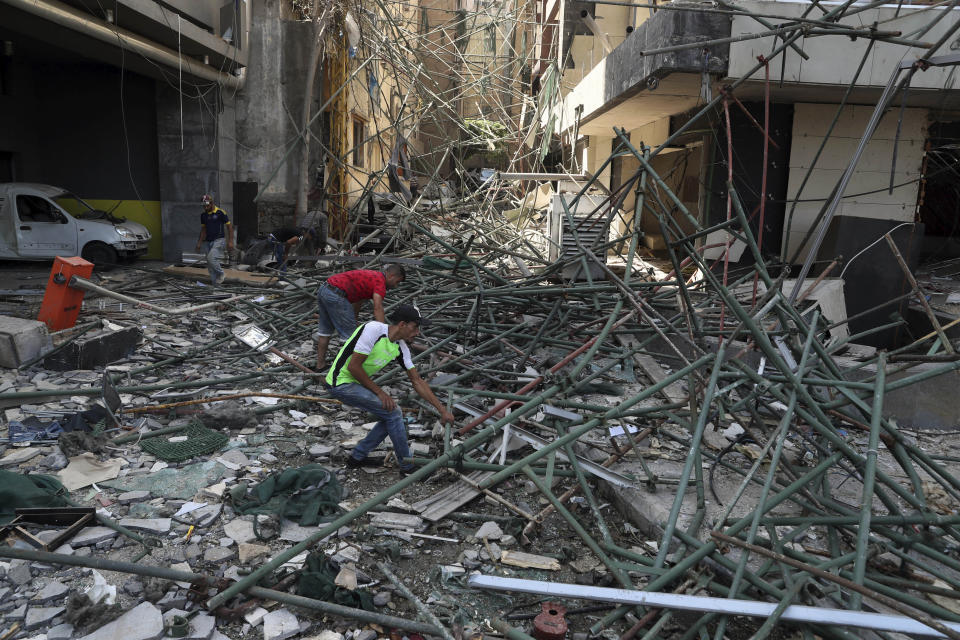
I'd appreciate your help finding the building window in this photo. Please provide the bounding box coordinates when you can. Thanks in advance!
[353,118,366,167]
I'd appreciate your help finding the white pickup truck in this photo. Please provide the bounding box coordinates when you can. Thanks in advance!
[0,183,151,266]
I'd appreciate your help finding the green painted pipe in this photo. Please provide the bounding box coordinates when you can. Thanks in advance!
[211,350,714,610]
[407,457,576,477]
[0,546,443,634]
[653,345,725,569]
[523,465,632,587]
[851,351,886,609]
[477,354,715,491]
[714,313,819,640]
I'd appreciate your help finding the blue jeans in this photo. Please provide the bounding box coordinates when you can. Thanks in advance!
[272,240,286,272]
[316,284,356,338]
[330,383,412,471]
[206,237,225,283]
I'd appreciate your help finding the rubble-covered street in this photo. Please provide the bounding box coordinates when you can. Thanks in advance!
[6,0,960,638]
[7,179,960,640]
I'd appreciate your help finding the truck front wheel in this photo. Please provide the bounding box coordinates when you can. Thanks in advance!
[81,242,118,270]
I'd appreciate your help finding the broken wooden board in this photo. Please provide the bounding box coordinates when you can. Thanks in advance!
[500,550,561,571]
[369,512,425,531]
[162,265,277,285]
[617,334,688,405]
[411,470,493,522]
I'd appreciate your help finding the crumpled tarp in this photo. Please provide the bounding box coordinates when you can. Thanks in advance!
[297,552,375,611]
[0,470,71,524]
[229,464,344,529]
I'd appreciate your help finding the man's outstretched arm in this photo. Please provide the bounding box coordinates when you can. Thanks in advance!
[371,293,387,323]
[406,368,454,424]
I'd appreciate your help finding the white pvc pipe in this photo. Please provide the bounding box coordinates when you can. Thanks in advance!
[468,575,960,638]
[69,276,247,316]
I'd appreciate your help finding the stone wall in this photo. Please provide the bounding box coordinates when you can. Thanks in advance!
[235,0,322,234]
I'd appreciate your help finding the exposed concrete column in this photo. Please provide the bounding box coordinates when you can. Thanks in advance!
[235,0,317,231]
[586,135,613,189]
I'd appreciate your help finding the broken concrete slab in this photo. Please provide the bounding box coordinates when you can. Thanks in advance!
[223,518,256,544]
[188,613,216,640]
[7,559,33,585]
[244,607,268,626]
[201,482,228,499]
[24,605,65,631]
[117,490,150,504]
[186,504,222,527]
[238,543,270,564]
[0,447,42,467]
[203,547,236,563]
[262,609,298,640]
[308,444,334,457]
[474,521,503,540]
[217,449,249,467]
[8,603,27,620]
[43,325,143,371]
[0,315,52,369]
[46,623,74,640]
[78,601,164,640]
[69,526,118,547]
[117,518,171,535]
[31,580,68,603]
[280,520,323,543]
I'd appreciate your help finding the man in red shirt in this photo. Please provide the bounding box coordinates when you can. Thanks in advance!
[316,264,406,365]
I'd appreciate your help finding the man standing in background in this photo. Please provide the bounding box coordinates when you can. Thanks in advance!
[196,194,233,285]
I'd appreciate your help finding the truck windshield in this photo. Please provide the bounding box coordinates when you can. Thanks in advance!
[52,192,98,219]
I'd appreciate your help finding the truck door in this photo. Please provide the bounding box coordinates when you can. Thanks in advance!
[14,194,78,257]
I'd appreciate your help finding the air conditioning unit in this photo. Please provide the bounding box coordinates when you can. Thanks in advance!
[548,193,609,280]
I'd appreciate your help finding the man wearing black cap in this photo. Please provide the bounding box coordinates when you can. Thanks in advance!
[196,194,233,285]
[324,305,454,475]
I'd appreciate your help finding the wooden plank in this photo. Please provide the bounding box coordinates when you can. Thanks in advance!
[500,550,561,571]
[411,470,493,522]
[162,265,277,285]
[617,335,688,405]
[369,512,425,531]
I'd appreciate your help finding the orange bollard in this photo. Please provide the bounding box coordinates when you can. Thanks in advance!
[37,256,94,331]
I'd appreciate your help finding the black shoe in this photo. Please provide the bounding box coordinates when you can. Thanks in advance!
[346,456,364,468]
[398,467,416,476]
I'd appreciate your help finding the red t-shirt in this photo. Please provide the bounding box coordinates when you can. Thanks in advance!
[327,270,387,303]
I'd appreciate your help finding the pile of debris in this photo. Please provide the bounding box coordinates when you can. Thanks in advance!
[2,171,960,640]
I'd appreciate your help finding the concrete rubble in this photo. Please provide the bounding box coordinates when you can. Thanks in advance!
[4,1,960,640]
[4,205,960,640]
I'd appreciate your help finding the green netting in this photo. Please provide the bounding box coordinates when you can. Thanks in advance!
[0,471,71,525]
[139,420,229,462]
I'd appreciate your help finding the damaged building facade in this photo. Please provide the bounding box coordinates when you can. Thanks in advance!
[7,1,960,640]
[0,0,248,262]
[533,0,960,355]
